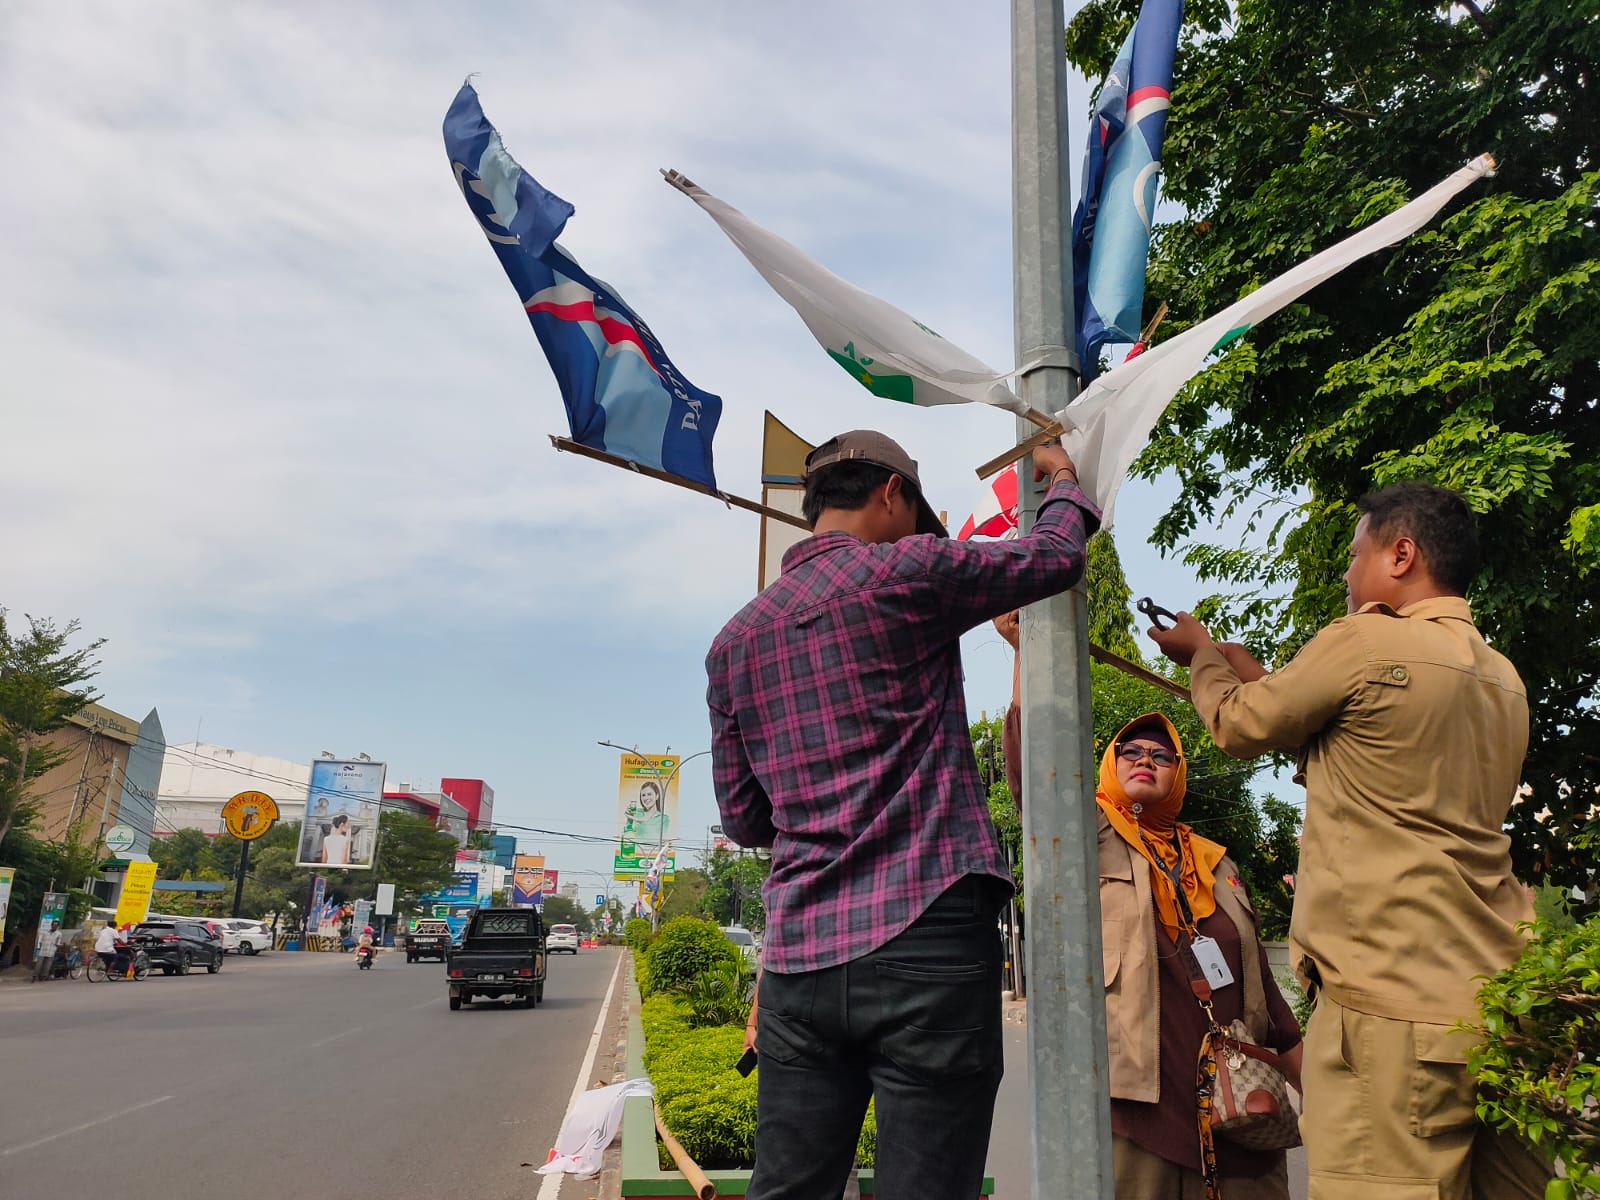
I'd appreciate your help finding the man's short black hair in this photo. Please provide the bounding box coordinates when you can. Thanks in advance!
[1356,481,1480,594]
[802,460,922,528]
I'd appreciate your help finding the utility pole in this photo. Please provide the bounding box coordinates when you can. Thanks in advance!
[1012,0,1115,1196]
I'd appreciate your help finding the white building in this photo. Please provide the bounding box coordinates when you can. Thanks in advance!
[155,742,311,835]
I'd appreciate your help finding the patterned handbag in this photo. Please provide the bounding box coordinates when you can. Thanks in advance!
[1207,1018,1302,1151]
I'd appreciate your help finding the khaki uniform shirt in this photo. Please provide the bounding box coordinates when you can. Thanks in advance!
[1189,597,1532,1025]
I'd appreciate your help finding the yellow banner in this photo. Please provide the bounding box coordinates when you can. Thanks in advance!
[115,861,159,927]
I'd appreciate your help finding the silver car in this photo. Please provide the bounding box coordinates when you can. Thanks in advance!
[721,925,759,967]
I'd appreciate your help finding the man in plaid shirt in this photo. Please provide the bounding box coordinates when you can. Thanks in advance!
[706,429,1098,1200]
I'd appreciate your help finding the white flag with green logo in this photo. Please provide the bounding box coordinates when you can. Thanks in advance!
[1057,155,1495,525]
[665,170,1025,414]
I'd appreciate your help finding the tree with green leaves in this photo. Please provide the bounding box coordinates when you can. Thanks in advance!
[367,810,458,908]
[659,866,709,923]
[541,894,591,931]
[1065,0,1600,888]
[701,847,769,932]
[0,612,104,848]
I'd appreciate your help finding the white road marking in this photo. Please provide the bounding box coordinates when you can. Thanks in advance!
[309,1024,366,1049]
[0,1095,175,1157]
[535,953,625,1200]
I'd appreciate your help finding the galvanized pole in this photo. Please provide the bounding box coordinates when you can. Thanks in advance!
[1012,0,1115,1196]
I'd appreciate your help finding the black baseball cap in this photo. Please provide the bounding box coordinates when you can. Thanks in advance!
[804,430,948,538]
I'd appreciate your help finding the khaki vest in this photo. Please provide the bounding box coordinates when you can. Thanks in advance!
[1098,811,1270,1103]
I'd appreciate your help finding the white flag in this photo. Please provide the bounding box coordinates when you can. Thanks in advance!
[665,170,1026,413]
[1059,155,1495,526]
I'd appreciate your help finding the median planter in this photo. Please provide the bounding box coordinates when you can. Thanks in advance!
[621,979,995,1198]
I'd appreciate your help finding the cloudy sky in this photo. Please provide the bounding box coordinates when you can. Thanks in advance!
[2,1,1237,890]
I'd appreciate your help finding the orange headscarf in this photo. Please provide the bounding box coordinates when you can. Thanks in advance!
[1096,713,1227,943]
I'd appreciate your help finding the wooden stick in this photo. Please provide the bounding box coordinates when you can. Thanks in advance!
[973,422,1064,480]
[1134,299,1169,347]
[654,1102,717,1200]
[550,437,810,530]
[1088,644,1192,702]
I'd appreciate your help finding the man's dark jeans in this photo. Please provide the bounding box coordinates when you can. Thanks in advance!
[749,876,1005,1200]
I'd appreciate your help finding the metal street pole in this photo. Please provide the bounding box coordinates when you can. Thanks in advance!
[1012,0,1115,1196]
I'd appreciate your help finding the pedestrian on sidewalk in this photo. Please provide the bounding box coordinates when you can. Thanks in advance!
[706,430,1098,1200]
[1149,482,1554,1199]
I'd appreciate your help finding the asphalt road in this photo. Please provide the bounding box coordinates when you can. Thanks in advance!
[0,945,625,1200]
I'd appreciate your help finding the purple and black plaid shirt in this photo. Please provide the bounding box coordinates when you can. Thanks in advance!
[705,478,1099,974]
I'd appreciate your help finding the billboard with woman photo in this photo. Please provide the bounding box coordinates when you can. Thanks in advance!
[296,759,385,869]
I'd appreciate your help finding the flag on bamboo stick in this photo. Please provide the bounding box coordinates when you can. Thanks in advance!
[957,462,1020,541]
[1071,0,1183,383]
[444,84,722,487]
[1058,155,1497,526]
[665,170,1025,413]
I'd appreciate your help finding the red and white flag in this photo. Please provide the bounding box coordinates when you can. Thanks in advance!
[957,463,1020,541]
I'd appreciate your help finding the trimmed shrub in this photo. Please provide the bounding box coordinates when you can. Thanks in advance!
[682,955,755,1029]
[625,917,654,950]
[642,915,738,997]
[1470,913,1599,1198]
[641,994,876,1170]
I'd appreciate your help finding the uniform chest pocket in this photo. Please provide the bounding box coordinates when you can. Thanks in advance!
[1365,661,1414,688]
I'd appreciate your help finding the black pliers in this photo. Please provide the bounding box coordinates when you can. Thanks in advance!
[1136,597,1179,631]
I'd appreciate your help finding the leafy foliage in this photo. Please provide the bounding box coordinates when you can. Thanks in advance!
[700,847,769,932]
[1470,915,1600,1197]
[1064,0,1600,887]
[681,955,756,1029]
[659,866,709,922]
[0,611,103,847]
[640,915,740,998]
[625,917,654,950]
[540,895,591,932]
[642,994,875,1170]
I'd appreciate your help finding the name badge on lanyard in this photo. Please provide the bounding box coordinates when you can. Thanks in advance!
[1189,935,1235,989]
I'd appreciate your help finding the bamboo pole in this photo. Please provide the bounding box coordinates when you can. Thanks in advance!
[654,1103,716,1200]
[550,437,810,531]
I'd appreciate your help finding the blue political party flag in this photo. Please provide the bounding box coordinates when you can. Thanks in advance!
[443,83,721,487]
[1070,0,1183,382]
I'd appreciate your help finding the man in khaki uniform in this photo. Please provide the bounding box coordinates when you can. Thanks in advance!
[1148,482,1552,1200]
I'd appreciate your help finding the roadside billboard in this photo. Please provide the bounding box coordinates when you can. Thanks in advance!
[297,759,385,869]
[511,855,545,908]
[114,865,158,927]
[375,883,396,916]
[614,753,679,880]
[542,869,559,897]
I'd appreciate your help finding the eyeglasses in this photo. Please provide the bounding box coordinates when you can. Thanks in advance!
[1115,742,1180,768]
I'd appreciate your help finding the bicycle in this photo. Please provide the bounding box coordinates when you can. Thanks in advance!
[49,946,86,980]
[86,949,152,982]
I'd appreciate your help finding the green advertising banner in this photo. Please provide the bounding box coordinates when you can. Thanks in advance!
[613,852,675,881]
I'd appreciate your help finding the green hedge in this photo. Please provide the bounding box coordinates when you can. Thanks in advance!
[1471,912,1599,1198]
[641,994,876,1170]
[641,915,739,997]
[625,917,653,950]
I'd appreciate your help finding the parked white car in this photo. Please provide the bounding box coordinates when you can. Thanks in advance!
[722,925,759,967]
[225,919,274,955]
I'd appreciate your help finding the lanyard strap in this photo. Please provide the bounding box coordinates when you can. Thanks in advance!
[1145,830,1225,1200]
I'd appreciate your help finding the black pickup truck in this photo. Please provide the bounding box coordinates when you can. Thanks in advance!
[446,907,546,1010]
[405,919,452,963]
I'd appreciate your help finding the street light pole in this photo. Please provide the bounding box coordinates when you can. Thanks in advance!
[1012,0,1115,1196]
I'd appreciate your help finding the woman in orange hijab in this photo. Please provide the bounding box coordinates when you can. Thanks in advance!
[998,613,1302,1199]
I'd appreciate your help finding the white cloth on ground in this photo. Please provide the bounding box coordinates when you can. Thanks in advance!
[535,1077,654,1178]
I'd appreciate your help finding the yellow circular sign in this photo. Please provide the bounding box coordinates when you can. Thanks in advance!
[222,790,279,841]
